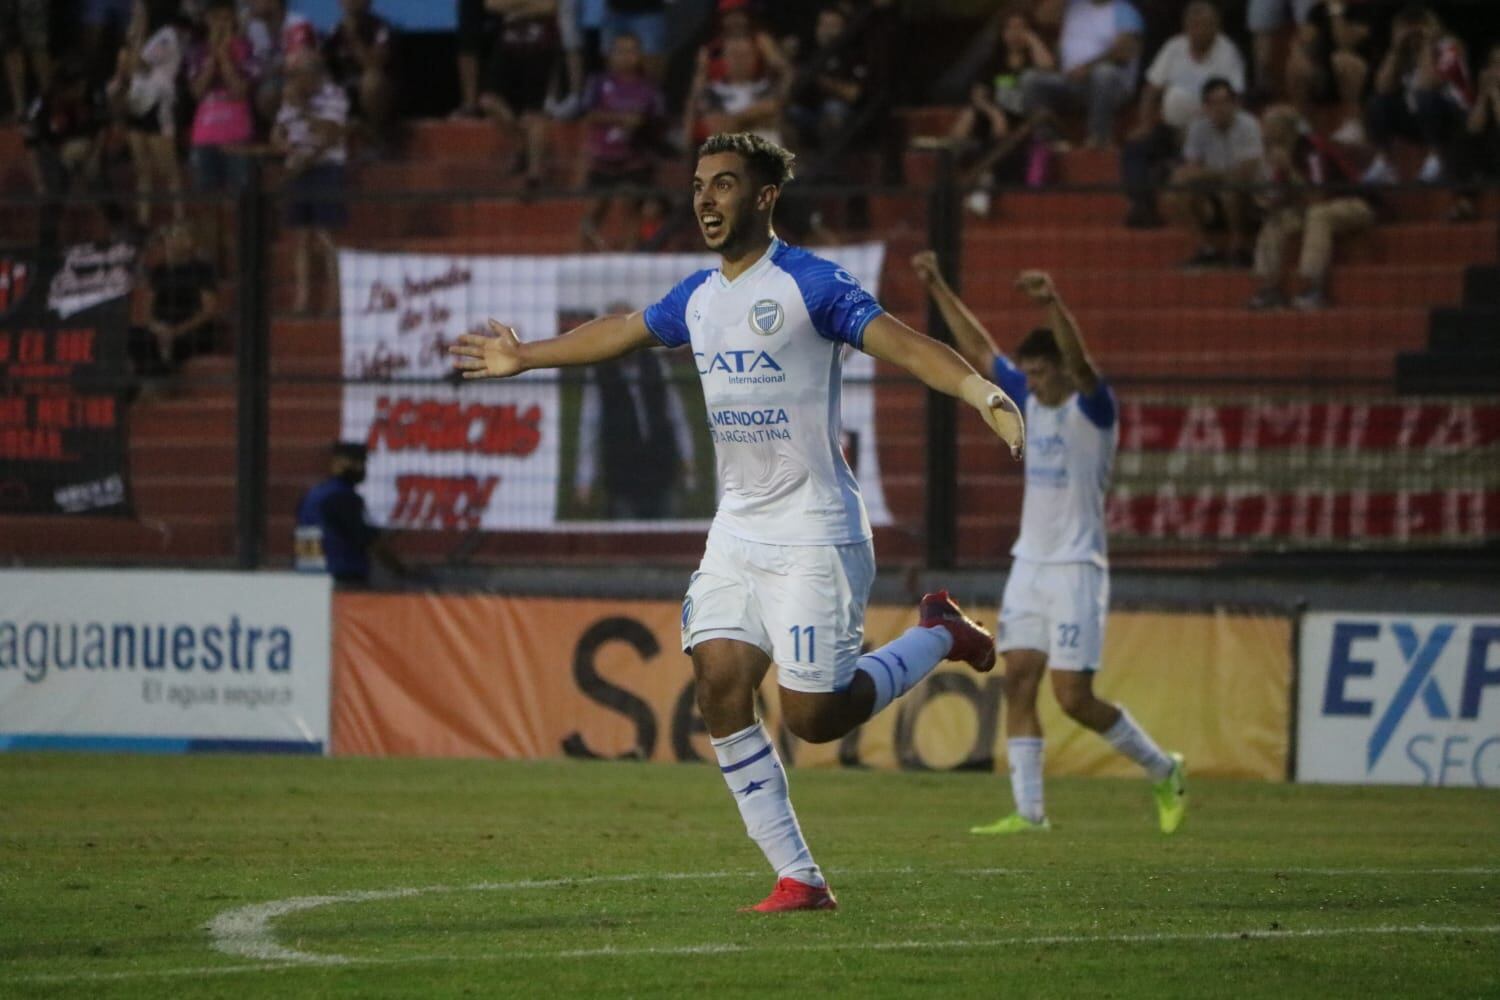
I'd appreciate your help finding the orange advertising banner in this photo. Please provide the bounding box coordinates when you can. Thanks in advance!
[333,594,1290,779]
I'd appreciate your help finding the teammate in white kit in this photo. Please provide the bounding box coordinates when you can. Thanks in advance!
[911,252,1187,836]
[451,133,1027,912]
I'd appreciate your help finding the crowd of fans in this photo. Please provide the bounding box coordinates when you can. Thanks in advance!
[3,0,1497,327]
[948,0,1498,309]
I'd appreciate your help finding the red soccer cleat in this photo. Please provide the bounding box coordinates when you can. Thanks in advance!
[919,590,997,673]
[742,877,839,913]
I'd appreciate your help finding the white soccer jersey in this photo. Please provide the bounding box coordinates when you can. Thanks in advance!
[993,356,1118,567]
[644,238,882,546]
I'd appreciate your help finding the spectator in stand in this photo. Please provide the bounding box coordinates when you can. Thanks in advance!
[187,0,256,194]
[1248,105,1374,311]
[272,51,349,315]
[1449,43,1500,222]
[295,441,404,586]
[1,0,50,118]
[321,0,393,151]
[578,32,664,250]
[1363,3,1470,185]
[23,62,125,248]
[685,34,784,147]
[1285,1,1371,144]
[454,0,492,118]
[1120,1,1244,228]
[477,0,560,191]
[244,0,318,125]
[128,222,220,375]
[551,0,585,116]
[1162,77,1264,269]
[694,0,790,93]
[82,0,136,86]
[106,0,185,227]
[1024,0,1144,149]
[600,0,667,82]
[1246,0,1317,99]
[948,9,1055,217]
[785,4,868,159]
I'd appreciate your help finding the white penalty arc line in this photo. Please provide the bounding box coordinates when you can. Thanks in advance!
[203,865,1500,967]
[17,923,1500,985]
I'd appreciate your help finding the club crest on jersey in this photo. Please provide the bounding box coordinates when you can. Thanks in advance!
[748,299,784,336]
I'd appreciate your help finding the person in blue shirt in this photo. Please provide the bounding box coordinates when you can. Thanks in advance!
[294,441,402,585]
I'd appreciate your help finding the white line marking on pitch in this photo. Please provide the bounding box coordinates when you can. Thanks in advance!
[8,866,1495,985]
[16,924,1500,985]
[206,866,1500,966]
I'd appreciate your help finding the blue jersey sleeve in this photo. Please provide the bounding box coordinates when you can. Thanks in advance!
[775,244,884,349]
[992,355,1029,408]
[642,269,712,348]
[1115,1,1145,34]
[1076,379,1117,429]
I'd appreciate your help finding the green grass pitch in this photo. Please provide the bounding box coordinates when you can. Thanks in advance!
[3,754,1497,998]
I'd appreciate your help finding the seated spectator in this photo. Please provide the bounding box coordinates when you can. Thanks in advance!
[694,0,790,91]
[1025,0,1143,149]
[106,0,184,227]
[453,0,493,119]
[600,0,667,82]
[1285,1,1371,144]
[685,34,784,147]
[187,0,256,194]
[244,0,319,125]
[272,52,349,315]
[1246,0,1319,99]
[949,9,1055,216]
[128,223,219,375]
[785,4,869,158]
[578,32,664,250]
[477,0,560,190]
[321,0,394,151]
[1247,105,1374,311]
[2,0,50,118]
[1162,78,1264,269]
[1363,3,1470,185]
[1120,0,1244,227]
[1448,43,1500,222]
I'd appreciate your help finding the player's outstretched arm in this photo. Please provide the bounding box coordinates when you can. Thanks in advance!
[1017,271,1101,392]
[910,251,1001,375]
[449,312,658,379]
[863,313,1024,460]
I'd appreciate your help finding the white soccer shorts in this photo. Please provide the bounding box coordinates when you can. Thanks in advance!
[680,526,875,693]
[996,559,1109,672]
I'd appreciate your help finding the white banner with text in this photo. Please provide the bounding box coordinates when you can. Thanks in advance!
[0,571,332,753]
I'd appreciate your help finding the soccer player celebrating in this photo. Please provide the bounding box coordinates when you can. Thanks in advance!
[910,251,1187,836]
[451,133,1025,912]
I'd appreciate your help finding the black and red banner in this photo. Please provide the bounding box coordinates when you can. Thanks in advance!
[0,243,135,515]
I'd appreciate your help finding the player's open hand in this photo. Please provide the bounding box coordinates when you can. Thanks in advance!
[910,250,941,288]
[985,390,1026,460]
[449,320,526,379]
[1015,270,1056,304]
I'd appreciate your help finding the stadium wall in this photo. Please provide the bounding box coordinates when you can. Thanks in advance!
[332,593,1291,781]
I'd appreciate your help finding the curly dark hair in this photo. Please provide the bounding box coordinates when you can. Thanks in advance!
[697,132,797,189]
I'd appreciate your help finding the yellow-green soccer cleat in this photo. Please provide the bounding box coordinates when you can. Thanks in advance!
[1154,752,1187,834]
[969,813,1052,836]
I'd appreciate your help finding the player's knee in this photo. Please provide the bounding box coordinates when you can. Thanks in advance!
[780,702,845,745]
